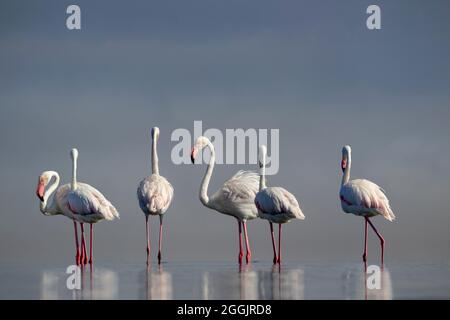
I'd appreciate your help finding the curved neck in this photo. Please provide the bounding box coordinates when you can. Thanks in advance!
[40,172,60,215]
[72,155,78,190]
[152,134,159,175]
[199,141,215,206]
[341,154,351,186]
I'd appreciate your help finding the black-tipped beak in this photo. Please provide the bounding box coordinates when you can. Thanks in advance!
[191,154,195,164]
[258,161,263,168]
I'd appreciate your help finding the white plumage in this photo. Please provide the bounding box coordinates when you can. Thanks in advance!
[67,148,119,224]
[340,179,395,221]
[208,170,259,220]
[255,187,305,224]
[36,171,73,219]
[255,145,305,264]
[339,145,395,265]
[138,174,174,216]
[191,136,259,264]
[36,148,119,266]
[68,183,120,223]
[137,127,174,264]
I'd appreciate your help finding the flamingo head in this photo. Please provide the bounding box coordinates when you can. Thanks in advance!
[191,136,210,164]
[151,127,160,140]
[341,145,351,172]
[70,148,78,161]
[36,171,52,202]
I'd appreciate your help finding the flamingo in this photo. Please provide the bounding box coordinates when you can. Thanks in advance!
[190,136,259,264]
[339,145,395,266]
[254,145,305,264]
[67,148,120,265]
[36,170,82,264]
[137,127,174,265]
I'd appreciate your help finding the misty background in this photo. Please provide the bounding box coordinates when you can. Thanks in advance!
[0,0,449,266]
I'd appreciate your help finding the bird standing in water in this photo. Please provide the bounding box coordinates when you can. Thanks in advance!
[339,145,395,266]
[254,145,305,264]
[137,127,174,265]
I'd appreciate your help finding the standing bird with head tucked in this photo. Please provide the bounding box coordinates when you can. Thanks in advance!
[137,127,174,265]
[254,145,305,264]
[339,145,395,266]
[36,170,81,264]
[191,136,259,264]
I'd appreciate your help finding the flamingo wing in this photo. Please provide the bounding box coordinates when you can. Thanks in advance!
[255,187,305,220]
[340,179,395,221]
[137,174,174,215]
[68,183,119,221]
[219,170,259,203]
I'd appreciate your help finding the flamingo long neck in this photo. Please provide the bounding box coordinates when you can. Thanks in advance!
[342,154,351,186]
[72,155,78,190]
[152,134,160,175]
[40,172,60,215]
[199,141,215,207]
[259,155,267,191]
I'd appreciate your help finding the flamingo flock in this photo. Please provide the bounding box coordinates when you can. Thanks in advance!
[36,128,395,266]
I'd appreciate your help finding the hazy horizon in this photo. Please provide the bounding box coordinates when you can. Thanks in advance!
[1,0,449,266]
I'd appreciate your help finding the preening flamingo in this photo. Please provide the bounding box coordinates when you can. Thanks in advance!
[137,127,174,265]
[254,145,305,264]
[190,136,259,264]
[67,148,120,265]
[339,145,395,265]
[36,170,82,264]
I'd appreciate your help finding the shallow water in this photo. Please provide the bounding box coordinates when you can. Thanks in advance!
[0,262,449,299]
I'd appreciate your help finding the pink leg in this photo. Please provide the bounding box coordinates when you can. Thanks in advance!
[73,221,80,265]
[269,222,277,264]
[363,218,368,263]
[89,223,93,265]
[242,220,251,264]
[238,221,243,264]
[277,224,282,264]
[80,223,87,265]
[157,216,163,265]
[366,218,385,266]
[146,216,150,265]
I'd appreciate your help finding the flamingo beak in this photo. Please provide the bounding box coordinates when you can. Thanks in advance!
[258,160,263,168]
[341,159,347,172]
[36,181,45,202]
[191,148,197,164]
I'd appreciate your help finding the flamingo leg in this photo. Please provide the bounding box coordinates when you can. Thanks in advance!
[89,223,93,265]
[157,215,163,265]
[242,220,251,264]
[73,221,80,265]
[366,218,385,266]
[269,222,277,264]
[238,221,243,264]
[146,216,150,265]
[277,224,282,264]
[80,223,87,265]
[363,218,368,263]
